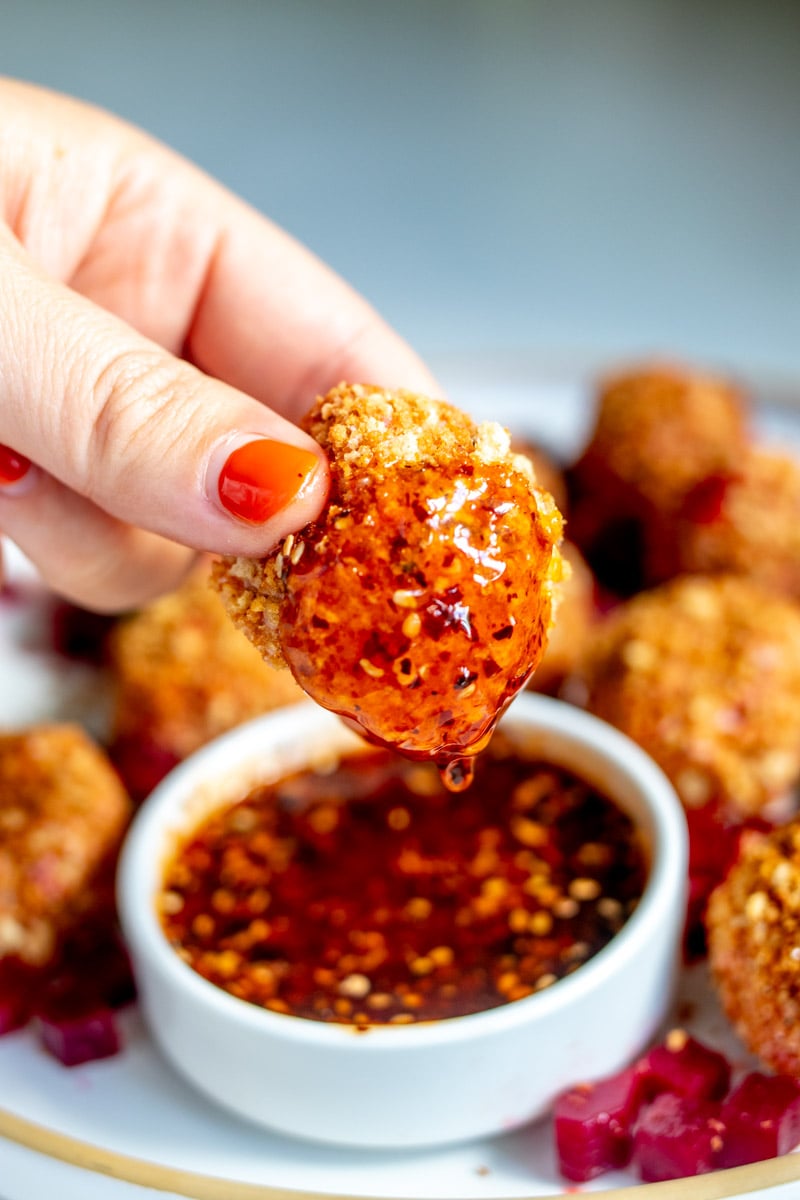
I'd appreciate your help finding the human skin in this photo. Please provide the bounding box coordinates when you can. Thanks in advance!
[0,78,436,611]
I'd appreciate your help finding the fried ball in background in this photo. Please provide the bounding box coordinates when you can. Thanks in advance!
[670,446,800,600]
[577,574,800,820]
[708,819,800,1076]
[568,365,750,594]
[108,569,304,801]
[0,725,130,967]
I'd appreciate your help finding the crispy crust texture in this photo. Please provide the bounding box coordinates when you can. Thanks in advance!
[579,574,800,817]
[708,821,800,1074]
[213,383,565,761]
[0,725,131,965]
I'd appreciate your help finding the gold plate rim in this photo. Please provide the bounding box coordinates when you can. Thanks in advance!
[1,1104,800,1200]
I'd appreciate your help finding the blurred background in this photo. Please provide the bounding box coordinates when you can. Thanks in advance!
[2,0,799,386]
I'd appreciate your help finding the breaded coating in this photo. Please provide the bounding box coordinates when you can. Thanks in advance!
[213,383,565,783]
[0,725,131,966]
[528,542,595,697]
[708,821,800,1075]
[672,447,800,599]
[579,575,800,818]
[575,364,748,512]
[109,569,303,795]
[568,365,749,591]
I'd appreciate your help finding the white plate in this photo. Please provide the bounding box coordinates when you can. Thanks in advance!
[2,362,800,1200]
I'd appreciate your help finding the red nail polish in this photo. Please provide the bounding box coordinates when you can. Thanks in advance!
[0,446,30,486]
[217,440,321,525]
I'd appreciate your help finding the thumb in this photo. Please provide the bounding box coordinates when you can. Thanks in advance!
[0,229,330,561]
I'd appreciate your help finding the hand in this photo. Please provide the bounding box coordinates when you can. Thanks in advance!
[0,79,436,611]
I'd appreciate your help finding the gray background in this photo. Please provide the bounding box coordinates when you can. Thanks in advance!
[2,0,799,381]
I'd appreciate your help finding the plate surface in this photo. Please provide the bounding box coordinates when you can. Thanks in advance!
[2,361,800,1200]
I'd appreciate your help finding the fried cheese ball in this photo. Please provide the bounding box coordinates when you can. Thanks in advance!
[527,542,595,697]
[0,725,131,966]
[568,365,749,590]
[109,569,303,800]
[213,383,566,788]
[671,447,800,599]
[579,575,800,818]
[708,821,800,1075]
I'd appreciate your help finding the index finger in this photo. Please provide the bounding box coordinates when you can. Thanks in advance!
[6,81,442,415]
[183,201,441,419]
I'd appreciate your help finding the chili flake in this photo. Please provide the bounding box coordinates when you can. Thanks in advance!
[160,733,647,1026]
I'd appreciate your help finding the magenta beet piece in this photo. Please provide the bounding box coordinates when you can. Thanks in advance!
[633,1093,725,1182]
[718,1073,800,1167]
[110,736,181,804]
[639,1032,730,1102]
[554,1067,643,1182]
[34,961,124,1066]
[36,1006,120,1067]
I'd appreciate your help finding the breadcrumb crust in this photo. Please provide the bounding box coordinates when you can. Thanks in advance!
[0,725,130,965]
[709,821,800,1074]
[580,574,800,817]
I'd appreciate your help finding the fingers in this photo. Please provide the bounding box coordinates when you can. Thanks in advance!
[0,80,438,416]
[181,208,441,419]
[0,228,330,565]
[0,79,439,613]
[0,463,196,611]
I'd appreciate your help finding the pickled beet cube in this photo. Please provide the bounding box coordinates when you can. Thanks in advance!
[718,1073,800,1167]
[36,1006,120,1067]
[110,735,181,803]
[639,1033,730,1102]
[554,1067,643,1182]
[632,1093,725,1181]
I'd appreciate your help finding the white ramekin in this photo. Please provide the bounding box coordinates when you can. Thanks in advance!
[117,693,687,1149]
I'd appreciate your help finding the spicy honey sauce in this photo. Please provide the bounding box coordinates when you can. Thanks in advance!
[160,732,647,1027]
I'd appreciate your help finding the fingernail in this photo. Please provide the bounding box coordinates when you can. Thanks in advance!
[0,446,31,487]
[216,439,322,525]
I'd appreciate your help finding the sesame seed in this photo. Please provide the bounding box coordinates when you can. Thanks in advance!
[529,911,553,936]
[569,877,602,902]
[387,806,411,830]
[359,658,385,679]
[338,973,372,999]
[392,589,421,608]
[160,890,184,915]
[665,1028,689,1052]
[402,612,422,638]
[534,973,557,991]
